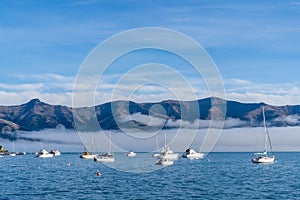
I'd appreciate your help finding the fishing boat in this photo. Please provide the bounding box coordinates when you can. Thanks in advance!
[94,132,115,163]
[252,107,275,164]
[182,148,205,159]
[155,132,179,166]
[36,149,54,158]
[126,151,136,157]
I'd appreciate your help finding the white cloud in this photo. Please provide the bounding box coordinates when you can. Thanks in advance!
[1,73,300,108]
[224,78,300,106]
[119,112,165,127]
[274,115,300,125]
[0,83,44,91]
[166,118,246,129]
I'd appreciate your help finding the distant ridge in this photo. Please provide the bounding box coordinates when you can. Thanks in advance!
[0,98,300,133]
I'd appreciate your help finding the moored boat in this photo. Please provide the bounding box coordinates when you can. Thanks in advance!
[36,149,54,158]
[252,107,275,164]
[94,152,115,163]
[80,151,96,159]
[155,157,174,166]
[155,132,178,166]
[126,151,136,157]
[182,148,205,159]
[50,149,61,156]
[94,132,115,163]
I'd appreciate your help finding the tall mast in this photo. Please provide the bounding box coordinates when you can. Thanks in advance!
[262,107,267,152]
[164,131,167,148]
[108,131,111,153]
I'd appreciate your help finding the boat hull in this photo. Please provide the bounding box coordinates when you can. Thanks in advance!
[159,153,178,160]
[182,148,205,159]
[94,154,115,163]
[37,154,54,158]
[126,152,136,157]
[155,158,174,166]
[36,149,53,158]
[185,153,205,159]
[252,156,275,164]
[80,154,96,159]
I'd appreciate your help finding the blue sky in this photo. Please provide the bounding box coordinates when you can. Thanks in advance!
[0,0,300,106]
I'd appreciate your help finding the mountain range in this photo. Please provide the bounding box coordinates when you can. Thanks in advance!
[0,98,300,133]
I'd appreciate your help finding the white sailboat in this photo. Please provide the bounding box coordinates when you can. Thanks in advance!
[94,132,115,163]
[9,141,16,157]
[252,107,275,164]
[152,135,161,157]
[155,132,179,166]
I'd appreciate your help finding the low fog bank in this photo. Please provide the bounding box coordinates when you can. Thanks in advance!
[0,127,300,153]
[0,127,82,152]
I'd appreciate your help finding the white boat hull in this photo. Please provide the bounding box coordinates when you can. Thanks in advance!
[126,152,136,157]
[186,153,205,159]
[159,153,178,160]
[36,149,53,158]
[252,156,275,164]
[80,154,96,159]
[182,148,205,159]
[152,153,160,157]
[155,158,174,166]
[50,150,61,156]
[94,154,115,163]
[38,154,54,158]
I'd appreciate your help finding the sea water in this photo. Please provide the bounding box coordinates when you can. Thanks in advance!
[0,152,300,199]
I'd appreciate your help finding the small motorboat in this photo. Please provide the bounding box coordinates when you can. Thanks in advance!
[80,151,96,159]
[36,149,53,158]
[182,148,205,160]
[126,151,136,157]
[50,150,61,156]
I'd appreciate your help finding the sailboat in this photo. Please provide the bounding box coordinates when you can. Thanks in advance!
[9,141,16,157]
[80,137,97,159]
[152,135,161,157]
[155,132,179,166]
[94,132,115,163]
[252,107,275,164]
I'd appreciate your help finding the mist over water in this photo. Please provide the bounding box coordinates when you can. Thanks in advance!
[1,127,300,153]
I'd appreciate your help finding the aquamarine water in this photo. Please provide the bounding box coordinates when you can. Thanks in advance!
[0,152,299,199]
